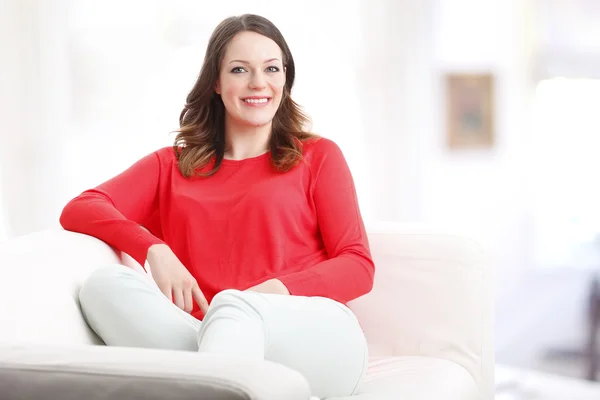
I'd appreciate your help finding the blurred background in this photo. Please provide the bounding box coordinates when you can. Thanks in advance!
[1,0,600,393]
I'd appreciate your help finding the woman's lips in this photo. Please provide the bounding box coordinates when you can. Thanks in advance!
[241,97,272,107]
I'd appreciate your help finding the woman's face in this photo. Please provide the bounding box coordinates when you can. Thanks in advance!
[216,31,286,129]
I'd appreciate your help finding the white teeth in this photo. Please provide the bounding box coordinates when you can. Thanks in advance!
[243,98,269,104]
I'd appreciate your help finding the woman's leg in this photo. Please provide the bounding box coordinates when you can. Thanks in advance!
[78,264,201,350]
[80,267,367,397]
[198,289,368,399]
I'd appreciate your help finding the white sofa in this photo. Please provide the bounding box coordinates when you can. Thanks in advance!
[0,224,493,399]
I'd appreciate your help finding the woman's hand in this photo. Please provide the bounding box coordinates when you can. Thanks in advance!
[146,244,209,314]
[246,279,290,295]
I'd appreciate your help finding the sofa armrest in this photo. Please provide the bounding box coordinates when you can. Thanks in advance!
[356,223,494,399]
[0,229,145,345]
[0,228,143,277]
[0,342,310,400]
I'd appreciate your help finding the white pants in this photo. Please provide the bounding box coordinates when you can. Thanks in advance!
[78,265,368,399]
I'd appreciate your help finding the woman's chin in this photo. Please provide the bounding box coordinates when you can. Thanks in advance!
[240,118,274,128]
[227,111,276,129]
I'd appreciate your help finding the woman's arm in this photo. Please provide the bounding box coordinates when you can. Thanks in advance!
[246,279,290,295]
[60,151,166,267]
[276,139,375,304]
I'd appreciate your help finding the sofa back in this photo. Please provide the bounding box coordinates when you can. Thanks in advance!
[350,224,494,400]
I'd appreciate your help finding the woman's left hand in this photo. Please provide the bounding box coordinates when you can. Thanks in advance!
[246,279,290,295]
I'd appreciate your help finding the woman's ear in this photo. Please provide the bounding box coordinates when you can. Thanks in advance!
[215,79,221,95]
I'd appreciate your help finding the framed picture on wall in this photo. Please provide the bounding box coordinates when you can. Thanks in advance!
[445,73,495,149]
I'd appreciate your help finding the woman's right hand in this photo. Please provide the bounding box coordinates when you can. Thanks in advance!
[146,244,209,315]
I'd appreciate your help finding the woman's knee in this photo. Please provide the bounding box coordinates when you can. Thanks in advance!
[206,289,265,319]
[79,264,138,307]
[210,289,245,305]
[209,289,250,311]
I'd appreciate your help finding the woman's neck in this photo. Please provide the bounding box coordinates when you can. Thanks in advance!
[223,119,272,160]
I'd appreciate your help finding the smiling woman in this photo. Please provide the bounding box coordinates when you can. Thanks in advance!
[60,14,373,399]
[173,15,317,177]
[217,33,285,130]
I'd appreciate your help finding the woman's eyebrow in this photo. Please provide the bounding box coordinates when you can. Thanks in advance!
[228,58,281,64]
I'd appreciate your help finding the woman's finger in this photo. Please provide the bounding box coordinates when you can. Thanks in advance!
[192,285,209,314]
[158,282,172,302]
[182,287,194,313]
[172,287,185,310]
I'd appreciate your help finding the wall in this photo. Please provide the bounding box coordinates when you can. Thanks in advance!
[427,0,536,292]
[428,0,538,355]
[0,0,41,237]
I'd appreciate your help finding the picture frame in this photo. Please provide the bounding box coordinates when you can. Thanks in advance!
[445,73,495,149]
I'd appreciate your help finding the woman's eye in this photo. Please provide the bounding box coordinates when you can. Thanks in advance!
[267,66,280,73]
[231,67,246,73]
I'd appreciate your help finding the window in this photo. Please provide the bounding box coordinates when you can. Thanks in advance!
[531,78,600,269]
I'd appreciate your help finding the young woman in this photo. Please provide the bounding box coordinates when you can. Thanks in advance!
[60,14,374,399]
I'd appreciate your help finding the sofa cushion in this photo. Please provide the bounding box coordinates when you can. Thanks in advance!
[328,356,480,400]
[0,342,310,400]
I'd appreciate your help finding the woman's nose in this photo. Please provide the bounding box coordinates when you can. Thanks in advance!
[249,72,267,89]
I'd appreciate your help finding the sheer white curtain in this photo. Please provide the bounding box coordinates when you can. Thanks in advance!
[0,0,51,238]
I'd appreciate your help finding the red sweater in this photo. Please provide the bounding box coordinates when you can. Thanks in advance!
[60,137,374,318]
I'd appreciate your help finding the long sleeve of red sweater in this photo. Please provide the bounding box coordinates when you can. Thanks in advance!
[60,139,374,306]
[59,152,165,267]
[277,140,375,303]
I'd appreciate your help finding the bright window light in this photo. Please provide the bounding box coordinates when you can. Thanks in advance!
[531,78,600,269]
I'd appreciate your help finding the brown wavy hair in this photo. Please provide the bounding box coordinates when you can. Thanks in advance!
[173,14,315,178]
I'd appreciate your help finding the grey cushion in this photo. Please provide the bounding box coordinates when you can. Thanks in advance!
[0,343,310,400]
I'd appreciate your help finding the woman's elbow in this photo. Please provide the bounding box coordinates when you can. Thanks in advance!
[346,256,375,302]
[360,258,375,295]
[58,200,75,230]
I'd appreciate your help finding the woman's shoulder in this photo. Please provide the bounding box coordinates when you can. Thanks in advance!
[301,135,345,163]
[153,145,179,163]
